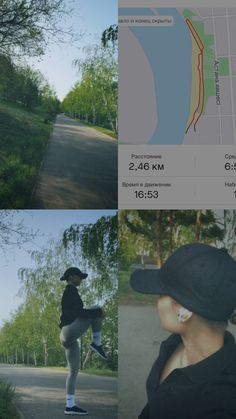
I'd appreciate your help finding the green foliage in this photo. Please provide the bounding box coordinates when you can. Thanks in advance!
[119,210,226,304]
[0,215,118,372]
[0,59,61,112]
[119,210,224,268]
[0,210,37,254]
[0,380,19,419]
[62,42,118,133]
[101,25,118,48]
[0,51,61,209]
[63,214,118,282]
[0,101,52,207]
[0,0,72,58]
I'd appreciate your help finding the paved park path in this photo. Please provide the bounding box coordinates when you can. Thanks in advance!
[32,114,117,209]
[119,304,168,419]
[0,365,117,419]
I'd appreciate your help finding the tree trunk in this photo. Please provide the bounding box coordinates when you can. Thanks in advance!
[92,106,96,125]
[156,210,163,267]
[21,348,25,364]
[33,352,37,366]
[102,91,115,132]
[42,337,48,366]
[15,348,18,365]
[115,116,118,134]
[195,210,202,241]
[82,349,92,369]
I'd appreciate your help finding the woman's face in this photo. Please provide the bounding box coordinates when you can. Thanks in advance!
[69,274,82,286]
[157,295,182,333]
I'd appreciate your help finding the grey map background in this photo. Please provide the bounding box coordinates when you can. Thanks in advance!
[120,1,236,7]
[119,3,236,145]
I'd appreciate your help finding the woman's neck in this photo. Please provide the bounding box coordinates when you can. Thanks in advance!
[180,325,224,366]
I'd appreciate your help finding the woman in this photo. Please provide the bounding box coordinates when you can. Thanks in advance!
[59,267,107,416]
[130,243,236,419]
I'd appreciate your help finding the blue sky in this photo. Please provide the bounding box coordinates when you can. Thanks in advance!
[0,210,116,326]
[30,0,117,100]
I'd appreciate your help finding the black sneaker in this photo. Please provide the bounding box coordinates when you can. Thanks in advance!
[64,405,88,415]
[90,342,107,360]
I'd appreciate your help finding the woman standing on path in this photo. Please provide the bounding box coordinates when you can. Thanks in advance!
[130,243,236,419]
[59,267,107,416]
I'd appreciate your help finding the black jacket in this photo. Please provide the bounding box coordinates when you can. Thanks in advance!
[139,331,236,419]
[59,284,102,328]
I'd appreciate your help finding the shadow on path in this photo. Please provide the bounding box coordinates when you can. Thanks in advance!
[31,115,118,209]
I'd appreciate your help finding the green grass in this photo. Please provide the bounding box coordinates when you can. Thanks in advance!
[86,124,117,139]
[72,117,117,139]
[0,380,19,419]
[0,100,52,208]
[119,269,156,305]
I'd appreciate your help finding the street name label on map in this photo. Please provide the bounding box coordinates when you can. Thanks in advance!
[119,16,173,26]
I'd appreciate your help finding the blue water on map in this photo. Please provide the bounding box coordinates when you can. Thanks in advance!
[119,8,192,144]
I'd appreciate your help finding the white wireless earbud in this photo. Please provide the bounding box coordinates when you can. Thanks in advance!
[177,307,193,322]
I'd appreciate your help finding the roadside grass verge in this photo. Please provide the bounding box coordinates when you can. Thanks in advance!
[66,115,117,139]
[119,268,156,305]
[0,379,19,419]
[82,123,117,140]
[0,101,52,208]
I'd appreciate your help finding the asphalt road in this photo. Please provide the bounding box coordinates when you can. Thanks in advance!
[0,365,117,419]
[31,114,118,209]
[119,304,168,419]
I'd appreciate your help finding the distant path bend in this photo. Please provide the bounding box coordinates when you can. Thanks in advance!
[31,114,118,209]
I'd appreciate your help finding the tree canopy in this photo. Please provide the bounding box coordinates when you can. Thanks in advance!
[101,24,118,48]
[0,214,118,371]
[119,210,224,268]
[0,210,37,253]
[62,42,118,132]
[0,0,73,58]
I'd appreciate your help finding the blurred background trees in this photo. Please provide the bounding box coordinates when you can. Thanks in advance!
[62,36,118,134]
[119,210,233,303]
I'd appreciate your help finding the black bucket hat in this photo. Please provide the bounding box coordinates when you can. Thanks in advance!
[130,243,236,321]
[60,267,88,281]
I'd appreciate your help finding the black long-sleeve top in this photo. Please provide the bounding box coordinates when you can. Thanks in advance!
[59,284,102,328]
[139,331,236,419]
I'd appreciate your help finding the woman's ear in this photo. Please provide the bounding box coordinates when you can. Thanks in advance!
[176,306,193,322]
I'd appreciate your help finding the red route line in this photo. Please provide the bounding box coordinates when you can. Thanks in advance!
[185,19,205,134]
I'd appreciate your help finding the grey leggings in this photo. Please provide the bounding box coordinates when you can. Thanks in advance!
[60,309,102,394]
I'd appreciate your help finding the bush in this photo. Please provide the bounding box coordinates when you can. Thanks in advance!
[0,380,19,419]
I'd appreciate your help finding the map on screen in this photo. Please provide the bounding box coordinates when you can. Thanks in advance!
[119,8,236,145]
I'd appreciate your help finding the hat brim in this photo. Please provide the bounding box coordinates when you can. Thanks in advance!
[81,273,88,280]
[130,268,170,295]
